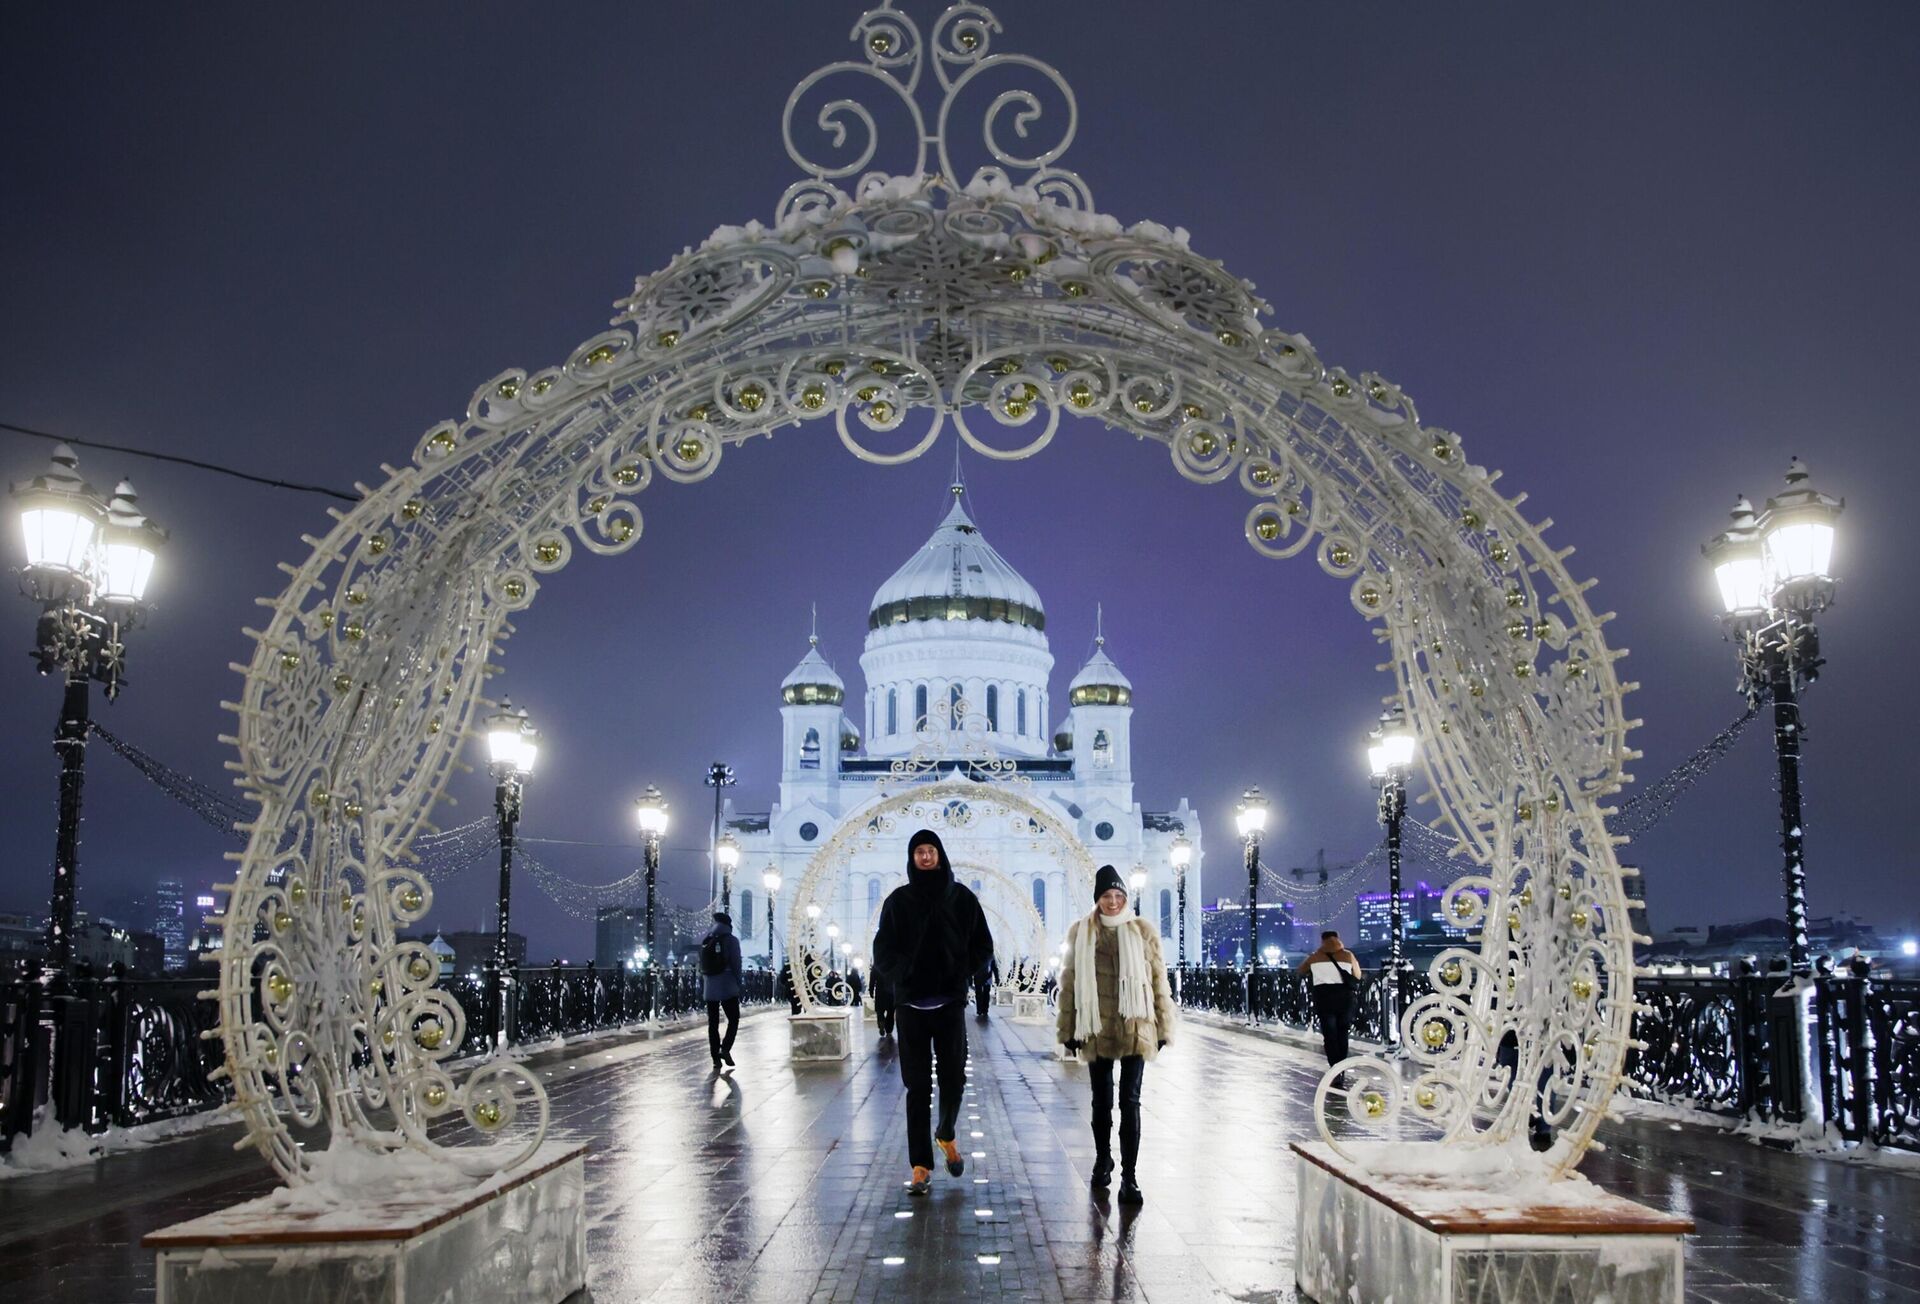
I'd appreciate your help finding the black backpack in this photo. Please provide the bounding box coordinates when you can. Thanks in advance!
[699,933,729,976]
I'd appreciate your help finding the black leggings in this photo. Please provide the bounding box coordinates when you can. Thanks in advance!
[896,1001,968,1170]
[1090,1055,1145,1176]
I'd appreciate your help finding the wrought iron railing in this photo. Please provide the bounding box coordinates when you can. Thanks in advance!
[1,962,777,1149]
[1174,965,1429,1046]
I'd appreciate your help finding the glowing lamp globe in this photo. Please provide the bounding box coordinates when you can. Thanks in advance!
[1761,458,1842,593]
[1702,497,1769,618]
[1367,710,1417,778]
[716,832,741,871]
[1169,834,1193,870]
[762,866,782,894]
[1234,786,1269,838]
[14,444,102,578]
[635,785,670,836]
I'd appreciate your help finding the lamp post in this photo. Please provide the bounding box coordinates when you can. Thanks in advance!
[716,831,740,917]
[1702,458,1843,975]
[761,865,782,971]
[635,785,669,1025]
[1367,706,1417,1047]
[484,701,538,1048]
[12,446,167,983]
[1235,787,1269,1023]
[1169,832,1192,968]
[1129,866,1147,917]
[705,761,735,911]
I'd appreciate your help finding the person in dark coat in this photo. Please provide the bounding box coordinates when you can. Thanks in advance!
[700,912,744,1070]
[870,962,896,1039]
[1297,929,1360,1068]
[871,829,993,1196]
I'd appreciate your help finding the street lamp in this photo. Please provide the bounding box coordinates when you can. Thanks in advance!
[716,832,740,915]
[1368,705,1416,1047]
[1262,944,1281,969]
[705,761,735,913]
[12,446,167,982]
[761,865,782,971]
[635,785,670,1024]
[1235,787,1270,1024]
[483,699,538,1048]
[1129,866,1147,917]
[1169,833,1193,973]
[1702,458,1843,975]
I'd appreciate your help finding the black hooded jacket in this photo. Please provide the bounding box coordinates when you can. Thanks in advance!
[871,830,994,1006]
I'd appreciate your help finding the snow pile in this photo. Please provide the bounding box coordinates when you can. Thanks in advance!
[1,1107,237,1181]
[1345,1137,1624,1218]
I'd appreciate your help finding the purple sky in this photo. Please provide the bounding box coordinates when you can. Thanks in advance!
[3,3,1917,961]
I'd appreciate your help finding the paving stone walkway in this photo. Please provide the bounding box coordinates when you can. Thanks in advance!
[2,1006,1917,1301]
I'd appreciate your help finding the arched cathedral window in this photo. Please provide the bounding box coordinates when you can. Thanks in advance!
[1017,688,1027,736]
[1092,728,1112,768]
[1031,876,1047,923]
[867,878,880,919]
[986,684,999,731]
[887,688,897,735]
[948,683,962,724]
[915,685,928,729]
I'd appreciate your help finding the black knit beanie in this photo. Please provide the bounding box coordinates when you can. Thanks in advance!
[1093,864,1126,900]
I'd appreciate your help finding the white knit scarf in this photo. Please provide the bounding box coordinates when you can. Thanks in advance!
[1071,909,1154,1045]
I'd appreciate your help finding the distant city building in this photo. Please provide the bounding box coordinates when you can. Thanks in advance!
[401,929,526,977]
[1199,900,1303,967]
[1354,881,1486,961]
[595,908,690,970]
[152,879,187,971]
[0,912,42,973]
[725,483,1205,966]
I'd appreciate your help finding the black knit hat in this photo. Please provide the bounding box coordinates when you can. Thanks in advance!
[713,911,732,925]
[1094,864,1126,901]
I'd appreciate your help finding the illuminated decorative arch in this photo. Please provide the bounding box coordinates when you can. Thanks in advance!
[216,0,1638,1185]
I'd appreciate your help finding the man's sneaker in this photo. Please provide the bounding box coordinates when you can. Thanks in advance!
[907,1167,932,1196]
[1117,1177,1144,1207]
[936,1137,964,1177]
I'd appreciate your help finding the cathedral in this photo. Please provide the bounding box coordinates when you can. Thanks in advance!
[724,483,1205,969]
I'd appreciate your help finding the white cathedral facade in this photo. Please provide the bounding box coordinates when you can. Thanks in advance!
[723,484,1205,970]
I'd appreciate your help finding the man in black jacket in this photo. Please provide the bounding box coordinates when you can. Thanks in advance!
[871,829,993,1196]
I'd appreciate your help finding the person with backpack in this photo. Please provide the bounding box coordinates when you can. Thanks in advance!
[1297,929,1361,1068]
[871,829,993,1196]
[699,911,744,1070]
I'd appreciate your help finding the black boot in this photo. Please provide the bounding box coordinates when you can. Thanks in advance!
[1090,1116,1113,1189]
[1090,1151,1113,1189]
[1117,1097,1141,1205]
[1118,1176,1143,1206]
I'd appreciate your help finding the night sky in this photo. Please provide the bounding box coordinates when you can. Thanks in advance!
[3,2,1916,961]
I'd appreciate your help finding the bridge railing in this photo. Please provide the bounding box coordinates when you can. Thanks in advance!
[0,963,777,1150]
[1173,963,1919,1151]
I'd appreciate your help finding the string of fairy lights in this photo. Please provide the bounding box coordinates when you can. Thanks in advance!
[92,704,1767,936]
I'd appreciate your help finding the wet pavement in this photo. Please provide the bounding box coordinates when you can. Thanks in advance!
[2,1007,1917,1301]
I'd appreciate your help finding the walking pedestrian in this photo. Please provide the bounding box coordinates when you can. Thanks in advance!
[1056,865,1176,1208]
[699,911,744,1071]
[872,829,993,1197]
[1297,929,1360,1069]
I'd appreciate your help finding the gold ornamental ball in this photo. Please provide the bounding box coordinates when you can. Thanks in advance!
[366,535,388,556]
[496,378,520,401]
[1518,886,1533,907]
[958,27,980,49]
[532,376,554,395]
[1285,498,1303,517]
[1421,1019,1449,1049]
[1360,1090,1387,1118]
[996,357,1020,376]
[868,31,892,55]
[402,498,425,519]
[475,1100,505,1130]
[535,539,563,565]
[1558,882,1574,901]
[1415,1086,1439,1110]
[1440,959,1463,985]
[675,436,703,464]
[272,911,292,934]
[268,972,293,1002]
[339,890,354,914]
[1489,542,1513,565]
[1505,587,1525,608]
[1328,544,1354,568]
[318,609,334,629]
[1002,399,1030,420]
[1517,801,1535,822]
[342,618,365,642]
[1017,382,1040,403]
[310,788,332,810]
[868,400,895,424]
[289,880,308,906]
[586,343,617,365]
[612,462,641,486]
[1469,679,1486,698]
[1357,586,1382,610]
[1506,618,1528,640]
[1329,377,1351,398]
[416,1021,445,1050]
[345,587,368,607]
[1450,896,1475,920]
[262,1043,280,1066]
[822,358,846,377]
[424,1083,449,1108]
[381,1026,397,1049]
[608,518,635,543]
[332,671,352,694]
[805,281,831,299]
[1217,330,1242,348]
[503,577,527,601]
[1188,430,1217,457]
[343,799,363,819]
[1544,791,1562,812]
[1182,402,1207,420]
[1583,1039,1599,1059]
[587,495,609,514]
[1570,908,1591,930]
[1507,910,1522,932]
[1250,463,1275,486]
[1255,517,1281,542]
[799,384,827,411]
[1432,439,1454,460]
[1505,975,1517,994]
[1279,343,1297,357]
[1572,976,1594,1000]
[279,650,300,671]
[1565,657,1588,679]
[1131,394,1154,413]
[400,886,425,912]
[1005,263,1029,282]
[736,383,767,412]
[1461,509,1483,530]
[654,330,679,349]
[408,957,433,981]
[856,385,879,403]
[1067,380,1096,409]
[427,429,456,455]
[366,974,381,995]
[686,402,712,422]
[1047,355,1074,372]
[1514,659,1534,679]
[1063,281,1089,298]
[1368,381,1388,401]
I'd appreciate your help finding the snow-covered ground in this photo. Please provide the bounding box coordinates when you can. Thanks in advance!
[0,1105,240,1181]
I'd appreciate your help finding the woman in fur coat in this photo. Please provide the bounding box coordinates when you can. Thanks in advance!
[1055,863,1177,1206]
